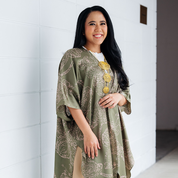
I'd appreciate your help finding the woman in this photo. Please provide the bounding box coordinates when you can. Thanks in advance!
[54,5,134,178]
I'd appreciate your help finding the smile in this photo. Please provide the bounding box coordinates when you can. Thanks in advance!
[93,34,103,38]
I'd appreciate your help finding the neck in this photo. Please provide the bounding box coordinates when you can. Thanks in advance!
[84,44,101,53]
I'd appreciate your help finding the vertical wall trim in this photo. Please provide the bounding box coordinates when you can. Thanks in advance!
[39,0,42,178]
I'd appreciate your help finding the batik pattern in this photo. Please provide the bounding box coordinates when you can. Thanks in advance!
[54,47,134,178]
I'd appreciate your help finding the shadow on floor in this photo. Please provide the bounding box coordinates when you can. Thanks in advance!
[156,130,178,161]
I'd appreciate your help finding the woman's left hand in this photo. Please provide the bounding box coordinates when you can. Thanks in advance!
[98,93,126,109]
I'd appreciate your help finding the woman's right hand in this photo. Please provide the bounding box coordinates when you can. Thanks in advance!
[67,106,101,159]
[84,131,101,159]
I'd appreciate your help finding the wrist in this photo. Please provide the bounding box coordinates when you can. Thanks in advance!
[82,126,93,136]
[118,93,127,106]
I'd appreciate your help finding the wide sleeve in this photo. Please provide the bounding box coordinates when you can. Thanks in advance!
[118,86,131,115]
[56,50,81,121]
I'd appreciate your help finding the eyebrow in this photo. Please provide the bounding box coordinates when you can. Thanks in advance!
[88,20,106,24]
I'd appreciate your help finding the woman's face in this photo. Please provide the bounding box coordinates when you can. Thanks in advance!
[84,11,108,49]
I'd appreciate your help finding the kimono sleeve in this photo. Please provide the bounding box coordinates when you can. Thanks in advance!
[119,86,131,115]
[56,50,81,121]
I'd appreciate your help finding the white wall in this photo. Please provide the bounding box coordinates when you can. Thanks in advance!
[157,0,178,130]
[0,0,157,178]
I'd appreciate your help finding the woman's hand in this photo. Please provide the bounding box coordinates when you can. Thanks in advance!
[67,107,101,159]
[99,93,127,109]
[83,131,101,159]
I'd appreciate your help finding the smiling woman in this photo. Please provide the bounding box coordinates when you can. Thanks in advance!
[84,11,108,53]
[54,5,134,178]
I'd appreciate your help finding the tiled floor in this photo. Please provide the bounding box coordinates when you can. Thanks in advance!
[135,130,178,178]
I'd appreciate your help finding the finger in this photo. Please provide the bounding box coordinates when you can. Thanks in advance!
[99,99,108,105]
[87,146,91,158]
[94,146,98,157]
[109,101,117,107]
[99,94,111,104]
[104,101,114,108]
[100,98,112,107]
[97,142,101,149]
[90,147,95,159]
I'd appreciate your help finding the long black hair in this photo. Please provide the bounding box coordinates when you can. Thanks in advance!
[73,5,129,90]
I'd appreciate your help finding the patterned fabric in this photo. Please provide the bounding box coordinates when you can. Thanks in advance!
[54,47,134,178]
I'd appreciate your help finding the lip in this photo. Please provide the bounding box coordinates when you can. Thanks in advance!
[93,34,103,38]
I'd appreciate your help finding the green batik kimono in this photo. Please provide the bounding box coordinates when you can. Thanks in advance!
[54,47,134,178]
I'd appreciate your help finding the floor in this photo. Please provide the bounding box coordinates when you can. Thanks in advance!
[135,130,178,178]
[156,130,178,161]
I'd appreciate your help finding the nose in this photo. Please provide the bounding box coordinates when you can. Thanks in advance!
[94,24,102,32]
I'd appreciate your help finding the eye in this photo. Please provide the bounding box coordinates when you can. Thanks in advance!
[89,23,95,26]
[101,22,106,25]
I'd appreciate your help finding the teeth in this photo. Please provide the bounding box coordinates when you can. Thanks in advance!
[94,35,101,37]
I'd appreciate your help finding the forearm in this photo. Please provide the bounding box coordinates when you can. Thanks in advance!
[67,106,92,135]
[118,93,127,106]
